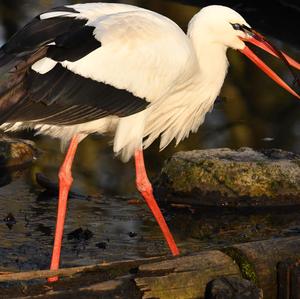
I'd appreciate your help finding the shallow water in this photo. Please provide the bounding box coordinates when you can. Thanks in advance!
[1,156,300,271]
[0,0,300,271]
[0,173,170,271]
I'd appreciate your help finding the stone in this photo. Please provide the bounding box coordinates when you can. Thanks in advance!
[0,136,37,168]
[156,148,300,207]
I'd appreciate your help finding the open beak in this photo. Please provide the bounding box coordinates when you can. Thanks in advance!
[239,28,300,99]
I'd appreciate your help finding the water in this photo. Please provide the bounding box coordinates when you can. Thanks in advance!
[2,168,300,272]
[0,176,171,271]
[0,0,300,272]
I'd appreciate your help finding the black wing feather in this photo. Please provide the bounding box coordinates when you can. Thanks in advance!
[2,6,81,55]
[0,6,149,126]
[47,26,101,62]
[0,6,84,71]
[45,6,79,14]
[4,64,148,125]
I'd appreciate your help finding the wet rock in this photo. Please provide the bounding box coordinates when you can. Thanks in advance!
[0,136,37,168]
[3,213,16,230]
[205,277,263,299]
[35,173,90,201]
[156,148,300,207]
[67,228,93,241]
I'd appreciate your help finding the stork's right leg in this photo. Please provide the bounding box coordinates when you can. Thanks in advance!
[134,150,180,256]
[48,135,80,282]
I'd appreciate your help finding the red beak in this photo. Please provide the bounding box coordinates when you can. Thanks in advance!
[239,30,300,100]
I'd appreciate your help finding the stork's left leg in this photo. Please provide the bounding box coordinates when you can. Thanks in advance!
[48,135,80,282]
[134,150,179,256]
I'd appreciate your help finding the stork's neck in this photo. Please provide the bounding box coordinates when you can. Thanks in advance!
[187,18,229,96]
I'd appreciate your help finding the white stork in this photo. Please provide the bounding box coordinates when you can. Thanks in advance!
[0,3,299,282]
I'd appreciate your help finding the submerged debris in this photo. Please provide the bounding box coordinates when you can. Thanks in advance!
[35,173,91,201]
[96,242,107,249]
[68,228,94,241]
[36,224,52,236]
[3,213,16,230]
[128,232,138,238]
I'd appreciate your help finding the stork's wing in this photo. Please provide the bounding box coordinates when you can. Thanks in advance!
[0,4,160,125]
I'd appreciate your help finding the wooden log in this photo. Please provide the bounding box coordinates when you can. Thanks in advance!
[3,236,300,298]
[14,276,133,299]
[277,259,296,299]
[0,257,164,282]
[224,236,300,299]
[277,260,300,299]
[291,264,300,299]
[135,250,241,299]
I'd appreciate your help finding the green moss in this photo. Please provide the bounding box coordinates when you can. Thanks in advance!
[222,247,258,284]
[161,151,300,201]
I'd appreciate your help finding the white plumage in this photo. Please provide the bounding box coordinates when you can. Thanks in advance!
[1,3,299,163]
[0,4,250,161]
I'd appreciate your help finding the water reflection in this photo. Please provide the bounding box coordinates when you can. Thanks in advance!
[0,0,300,270]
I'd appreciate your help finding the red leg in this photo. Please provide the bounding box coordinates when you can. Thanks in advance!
[48,135,80,282]
[134,150,179,256]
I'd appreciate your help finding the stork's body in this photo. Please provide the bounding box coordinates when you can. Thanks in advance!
[0,3,230,160]
[0,3,299,282]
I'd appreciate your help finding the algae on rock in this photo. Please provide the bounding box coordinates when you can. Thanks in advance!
[156,148,300,207]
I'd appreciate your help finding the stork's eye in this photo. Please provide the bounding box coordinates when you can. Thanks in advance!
[231,23,243,31]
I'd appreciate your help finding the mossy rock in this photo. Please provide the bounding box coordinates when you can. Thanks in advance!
[0,136,37,168]
[156,148,300,207]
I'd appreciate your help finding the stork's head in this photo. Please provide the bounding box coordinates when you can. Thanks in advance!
[190,5,300,99]
[193,5,249,49]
